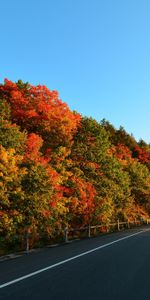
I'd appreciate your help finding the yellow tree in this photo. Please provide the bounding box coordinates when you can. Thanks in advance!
[0,146,25,244]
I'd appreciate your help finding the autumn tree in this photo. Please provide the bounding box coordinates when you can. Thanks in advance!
[0,78,149,251]
[0,146,25,244]
[70,117,132,223]
[0,79,81,150]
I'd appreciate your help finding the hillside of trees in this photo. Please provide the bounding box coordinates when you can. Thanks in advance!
[0,79,150,252]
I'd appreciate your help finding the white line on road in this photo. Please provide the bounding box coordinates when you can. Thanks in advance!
[0,228,150,289]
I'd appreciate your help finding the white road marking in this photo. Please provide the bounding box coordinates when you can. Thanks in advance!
[0,228,149,289]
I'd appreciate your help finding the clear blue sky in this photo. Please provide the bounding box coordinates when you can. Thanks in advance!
[0,0,150,143]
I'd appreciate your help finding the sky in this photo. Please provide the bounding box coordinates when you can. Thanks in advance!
[0,0,150,143]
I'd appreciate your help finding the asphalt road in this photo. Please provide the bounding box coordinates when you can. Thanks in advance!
[0,226,150,300]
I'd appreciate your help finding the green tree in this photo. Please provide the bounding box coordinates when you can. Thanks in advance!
[127,161,150,211]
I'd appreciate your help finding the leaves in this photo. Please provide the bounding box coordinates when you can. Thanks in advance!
[0,78,150,249]
[0,79,81,149]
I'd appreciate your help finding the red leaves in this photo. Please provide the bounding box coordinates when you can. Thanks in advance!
[25,133,43,161]
[1,77,149,245]
[63,175,97,224]
[133,145,150,164]
[26,133,43,152]
[0,79,81,148]
[108,144,133,165]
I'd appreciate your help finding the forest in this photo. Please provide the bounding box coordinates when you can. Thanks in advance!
[0,79,150,253]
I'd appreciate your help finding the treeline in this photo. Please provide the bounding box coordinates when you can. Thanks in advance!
[0,79,150,251]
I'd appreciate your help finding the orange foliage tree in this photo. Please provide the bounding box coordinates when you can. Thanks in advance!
[0,79,81,150]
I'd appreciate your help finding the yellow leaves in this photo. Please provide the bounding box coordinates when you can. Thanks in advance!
[0,146,25,175]
[0,146,22,166]
[55,200,69,215]
[0,213,14,231]
[0,146,9,163]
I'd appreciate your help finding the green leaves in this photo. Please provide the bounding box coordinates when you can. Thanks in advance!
[0,119,26,152]
[0,78,150,250]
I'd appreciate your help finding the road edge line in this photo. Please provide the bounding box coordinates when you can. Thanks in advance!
[1,228,150,289]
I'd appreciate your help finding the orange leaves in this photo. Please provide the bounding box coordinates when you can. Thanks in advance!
[26,133,43,151]
[109,143,150,168]
[63,175,97,224]
[24,133,43,162]
[108,144,133,166]
[0,79,81,148]
[0,77,150,248]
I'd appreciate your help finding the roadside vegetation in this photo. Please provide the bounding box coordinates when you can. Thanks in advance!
[0,79,150,254]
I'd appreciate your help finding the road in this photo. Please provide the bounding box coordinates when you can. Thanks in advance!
[0,226,150,300]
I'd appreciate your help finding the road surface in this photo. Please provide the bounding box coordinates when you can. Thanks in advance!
[0,226,150,300]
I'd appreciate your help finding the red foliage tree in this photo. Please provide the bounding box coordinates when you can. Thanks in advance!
[0,79,81,149]
[108,144,133,166]
[133,145,150,164]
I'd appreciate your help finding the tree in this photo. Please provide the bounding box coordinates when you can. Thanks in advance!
[0,146,25,242]
[132,144,150,165]
[0,119,26,153]
[0,79,81,150]
[127,160,150,211]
